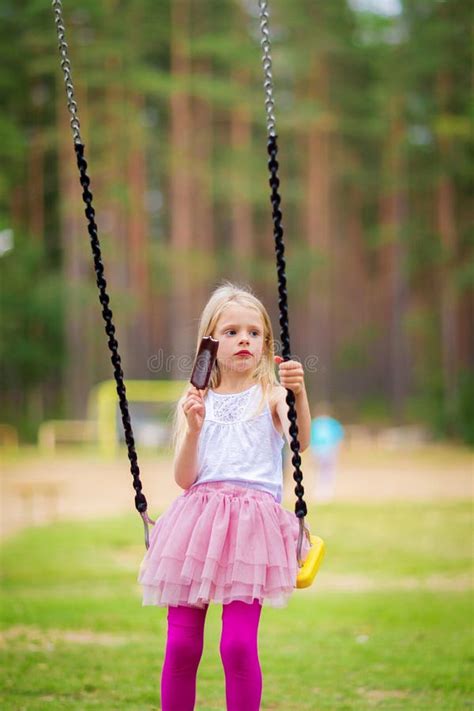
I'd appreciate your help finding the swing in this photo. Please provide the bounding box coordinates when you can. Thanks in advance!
[51,0,325,589]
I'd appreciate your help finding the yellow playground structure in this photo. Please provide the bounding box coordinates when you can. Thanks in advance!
[38,380,187,457]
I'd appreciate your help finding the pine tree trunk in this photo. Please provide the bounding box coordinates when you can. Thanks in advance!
[192,0,216,311]
[340,178,370,399]
[378,104,410,420]
[169,0,195,370]
[304,58,332,401]
[27,128,44,243]
[56,72,91,417]
[127,91,153,375]
[437,71,459,426]
[230,67,254,283]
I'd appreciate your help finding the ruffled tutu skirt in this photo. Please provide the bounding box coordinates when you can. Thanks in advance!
[137,481,311,609]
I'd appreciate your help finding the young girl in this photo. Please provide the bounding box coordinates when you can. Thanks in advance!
[138,281,312,711]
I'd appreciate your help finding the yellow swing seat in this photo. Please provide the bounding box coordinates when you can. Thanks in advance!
[295,534,326,589]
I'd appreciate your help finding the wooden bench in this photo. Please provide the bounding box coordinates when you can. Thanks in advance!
[38,420,97,453]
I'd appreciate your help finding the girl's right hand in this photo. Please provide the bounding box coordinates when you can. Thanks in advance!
[182,385,206,434]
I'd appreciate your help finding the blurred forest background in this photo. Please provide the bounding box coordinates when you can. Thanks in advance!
[0,0,472,444]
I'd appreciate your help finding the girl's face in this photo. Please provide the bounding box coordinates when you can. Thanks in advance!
[213,305,265,375]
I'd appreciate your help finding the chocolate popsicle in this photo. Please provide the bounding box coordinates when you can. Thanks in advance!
[190,336,219,390]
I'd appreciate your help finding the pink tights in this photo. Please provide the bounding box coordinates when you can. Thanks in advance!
[161,599,262,711]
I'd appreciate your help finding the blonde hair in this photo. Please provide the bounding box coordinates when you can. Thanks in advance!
[171,280,279,454]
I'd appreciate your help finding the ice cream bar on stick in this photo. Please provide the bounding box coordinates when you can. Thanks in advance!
[190,336,219,390]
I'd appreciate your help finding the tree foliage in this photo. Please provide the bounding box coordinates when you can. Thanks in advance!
[0,0,472,442]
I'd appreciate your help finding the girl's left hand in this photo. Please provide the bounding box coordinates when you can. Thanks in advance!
[274,356,305,395]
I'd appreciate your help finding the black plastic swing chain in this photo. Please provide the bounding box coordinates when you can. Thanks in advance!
[258,1,309,564]
[51,0,154,549]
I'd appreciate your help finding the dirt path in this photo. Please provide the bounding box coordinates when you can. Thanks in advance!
[1,443,472,541]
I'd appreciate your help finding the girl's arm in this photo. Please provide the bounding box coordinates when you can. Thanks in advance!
[274,356,311,451]
[173,428,200,490]
[275,385,311,452]
[174,385,206,490]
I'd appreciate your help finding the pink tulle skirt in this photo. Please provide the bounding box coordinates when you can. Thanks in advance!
[137,481,311,609]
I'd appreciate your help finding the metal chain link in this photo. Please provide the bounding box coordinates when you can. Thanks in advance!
[258,1,309,565]
[73,142,155,547]
[51,1,154,548]
[267,135,308,533]
[52,0,82,144]
[258,0,276,136]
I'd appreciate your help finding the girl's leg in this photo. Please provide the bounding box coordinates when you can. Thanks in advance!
[220,599,263,711]
[161,604,208,711]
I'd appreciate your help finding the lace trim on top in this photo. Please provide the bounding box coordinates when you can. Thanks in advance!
[207,383,261,424]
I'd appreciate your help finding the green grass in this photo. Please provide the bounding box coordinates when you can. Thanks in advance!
[1,501,473,710]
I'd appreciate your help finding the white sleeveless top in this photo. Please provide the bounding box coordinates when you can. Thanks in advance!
[191,383,285,502]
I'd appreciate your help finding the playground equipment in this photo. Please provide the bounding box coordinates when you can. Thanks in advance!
[51,1,325,587]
